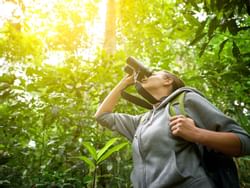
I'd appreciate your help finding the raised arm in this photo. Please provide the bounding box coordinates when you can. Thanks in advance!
[95,74,134,118]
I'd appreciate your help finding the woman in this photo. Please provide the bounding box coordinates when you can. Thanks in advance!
[95,71,250,188]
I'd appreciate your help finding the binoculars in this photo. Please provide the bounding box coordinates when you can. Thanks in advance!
[124,56,153,82]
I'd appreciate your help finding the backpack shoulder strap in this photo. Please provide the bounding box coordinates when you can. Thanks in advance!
[169,91,187,116]
[169,90,240,188]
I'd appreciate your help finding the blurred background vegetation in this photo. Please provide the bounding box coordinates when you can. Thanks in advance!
[0,0,249,187]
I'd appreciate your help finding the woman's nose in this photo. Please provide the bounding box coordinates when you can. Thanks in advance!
[141,76,148,82]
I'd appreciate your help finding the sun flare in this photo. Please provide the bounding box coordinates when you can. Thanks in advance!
[0,0,108,66]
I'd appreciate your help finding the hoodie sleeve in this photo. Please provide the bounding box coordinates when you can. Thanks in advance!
[96,112,142,141]
[185,91,250,155]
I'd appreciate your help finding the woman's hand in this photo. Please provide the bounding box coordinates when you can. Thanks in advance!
[169,115,241,156]
[169,115,199,143]
[118,74,135,90]
[95,73,135,118]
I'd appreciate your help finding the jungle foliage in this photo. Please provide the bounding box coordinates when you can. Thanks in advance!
[0,0,249,187]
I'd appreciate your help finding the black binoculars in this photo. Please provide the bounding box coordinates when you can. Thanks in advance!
[124,56,153,82]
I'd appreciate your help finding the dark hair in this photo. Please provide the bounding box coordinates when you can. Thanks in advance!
[163,71,185,92]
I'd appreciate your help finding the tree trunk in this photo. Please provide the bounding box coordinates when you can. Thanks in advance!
[103,0,116,54]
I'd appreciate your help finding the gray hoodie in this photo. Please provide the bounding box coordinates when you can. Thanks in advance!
[96,87,250,188]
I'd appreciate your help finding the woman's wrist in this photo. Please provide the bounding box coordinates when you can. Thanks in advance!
[192,127,203,144]
[116,81,126,91]
[118,77,134,90]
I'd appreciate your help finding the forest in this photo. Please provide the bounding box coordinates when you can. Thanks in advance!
[0,0,249,187]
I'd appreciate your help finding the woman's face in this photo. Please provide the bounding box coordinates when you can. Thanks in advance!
[140,71,168,91]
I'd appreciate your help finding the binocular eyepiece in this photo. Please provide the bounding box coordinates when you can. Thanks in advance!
[124,56,153,82]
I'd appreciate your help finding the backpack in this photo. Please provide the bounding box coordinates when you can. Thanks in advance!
[169,91,240,188]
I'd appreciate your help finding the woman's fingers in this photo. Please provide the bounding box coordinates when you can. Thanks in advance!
[168,115,197,142]
[169,115,186,127]
[169,115,186,121]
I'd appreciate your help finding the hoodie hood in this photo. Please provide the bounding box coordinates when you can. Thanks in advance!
[156,87,205,110]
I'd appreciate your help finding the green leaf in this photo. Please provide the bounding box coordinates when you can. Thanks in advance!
[97,138,119,160]
[0,82,10,91]
[208,17,218,38]
[83,142,97,161]
[189,0,200,11]
[227,19,238,35]
[0,180,10,184]
[216,0,224,11]
[218,39,229,57]
[79,156,95,169]
[83,175,93,184]
[183,14,199,26]
[189,33,206,46]
[97,142,128,165]
[199,42,209,57]
[210,0,216,11]
[246,0,250,15]
[196,20,207,37]
[232,41,240,59]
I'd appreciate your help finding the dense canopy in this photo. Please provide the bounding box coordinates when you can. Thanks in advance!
[0,0,249,187]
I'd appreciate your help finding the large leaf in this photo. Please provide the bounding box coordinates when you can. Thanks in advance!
[227,19,238,36]
[196,20,207,35]
[199,42,209,57]
[218,39,229,57]
[97,142,128,165]
[79,156,95,169]
[208,17,218,38]
[97,137,119,160]
[83,142,97,161]
[189,33,206,46]
[232,41,241,60]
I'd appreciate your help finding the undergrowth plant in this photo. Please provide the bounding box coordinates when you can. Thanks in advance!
[79,138,128,188]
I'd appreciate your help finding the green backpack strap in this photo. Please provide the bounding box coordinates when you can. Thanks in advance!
[169,91,187,116]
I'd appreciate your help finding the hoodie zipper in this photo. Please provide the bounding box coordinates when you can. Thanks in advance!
[138,106,156,156]
[137,106,156,187]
